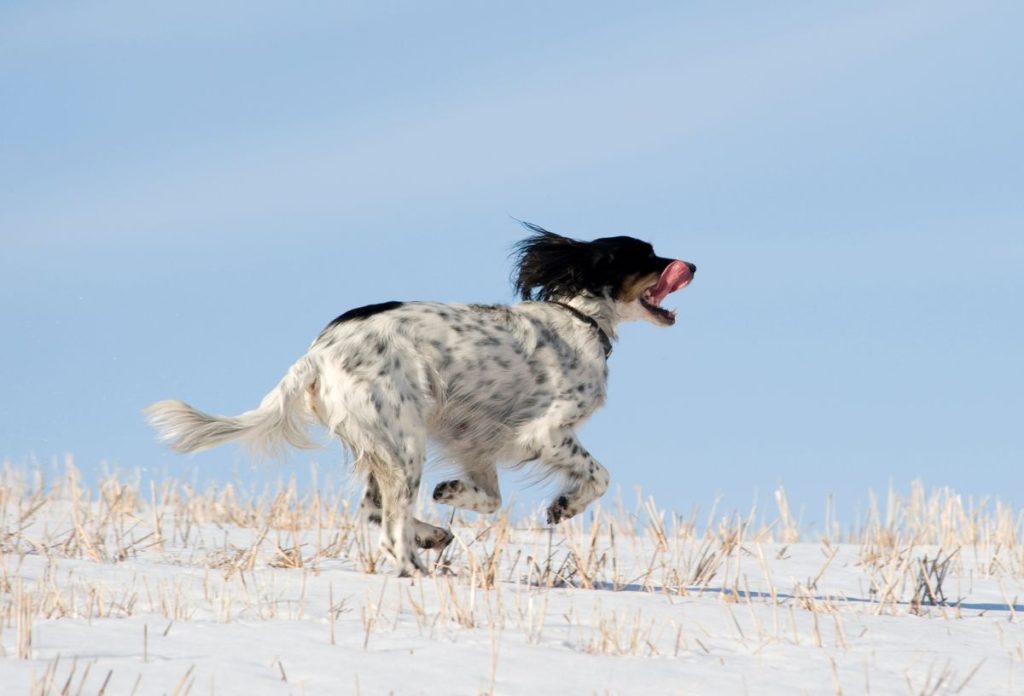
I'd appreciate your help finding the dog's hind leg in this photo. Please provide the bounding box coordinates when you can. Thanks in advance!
[360,474,453,550]
[432,465,502,514]
[364,449,430,577]
[320,346,436,574]
[530,430,609,524]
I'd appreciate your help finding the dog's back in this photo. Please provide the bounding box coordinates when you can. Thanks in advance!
[307,301,609,466]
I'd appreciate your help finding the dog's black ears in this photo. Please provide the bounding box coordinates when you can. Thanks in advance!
[512,222,594,301]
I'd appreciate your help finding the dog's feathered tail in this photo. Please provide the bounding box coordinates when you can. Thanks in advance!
[145,357,320,457]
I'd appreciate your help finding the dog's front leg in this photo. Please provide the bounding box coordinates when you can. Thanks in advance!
[534,430,610,524]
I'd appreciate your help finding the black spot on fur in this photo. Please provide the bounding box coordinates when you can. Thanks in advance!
[433,480,465,502]
[547,495,571,524]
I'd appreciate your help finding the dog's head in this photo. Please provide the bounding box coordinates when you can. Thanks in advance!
[512,223,696,326]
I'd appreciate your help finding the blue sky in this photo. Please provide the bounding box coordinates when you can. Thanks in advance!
[2,1,1021,527]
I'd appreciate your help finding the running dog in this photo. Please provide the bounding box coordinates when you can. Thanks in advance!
[146,223,696,575]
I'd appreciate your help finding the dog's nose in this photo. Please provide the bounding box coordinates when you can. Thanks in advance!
[686,262,697,274]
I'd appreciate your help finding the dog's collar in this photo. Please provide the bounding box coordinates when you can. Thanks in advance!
[549,302,613,358]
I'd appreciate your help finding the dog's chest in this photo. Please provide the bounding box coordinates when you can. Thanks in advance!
[415,306,609,428]
[536,344,608,426]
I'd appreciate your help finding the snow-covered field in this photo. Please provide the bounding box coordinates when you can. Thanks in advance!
[2,467,1023,695]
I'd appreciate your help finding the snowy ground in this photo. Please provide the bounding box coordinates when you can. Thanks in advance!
[2,471,1023,695]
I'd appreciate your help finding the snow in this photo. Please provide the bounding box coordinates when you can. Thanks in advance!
[2,473,1023,694]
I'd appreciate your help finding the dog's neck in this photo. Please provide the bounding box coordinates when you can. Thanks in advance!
[558,295,619,340]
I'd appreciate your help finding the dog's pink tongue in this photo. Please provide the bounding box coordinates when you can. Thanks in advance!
[649,260,693,304]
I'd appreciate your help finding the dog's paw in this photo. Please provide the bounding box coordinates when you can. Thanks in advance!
[415,527,454,550]
[432,480,501,513]
[546,496,571,525]
[432,480,465,503]
[394,551,429,578]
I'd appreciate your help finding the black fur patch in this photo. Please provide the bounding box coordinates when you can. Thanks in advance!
[318,301,404,339]
[512,222,672,302]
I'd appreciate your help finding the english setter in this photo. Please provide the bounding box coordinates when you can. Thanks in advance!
[146,224,696,575]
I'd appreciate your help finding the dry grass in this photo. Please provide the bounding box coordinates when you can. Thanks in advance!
[1,458,1021,694]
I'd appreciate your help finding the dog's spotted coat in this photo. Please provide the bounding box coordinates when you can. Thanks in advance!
[146,225,695,576]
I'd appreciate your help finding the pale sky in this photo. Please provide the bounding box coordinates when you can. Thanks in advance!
[2,1,1021,527]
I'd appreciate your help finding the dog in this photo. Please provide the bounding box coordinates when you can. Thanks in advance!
[145,224,696,575]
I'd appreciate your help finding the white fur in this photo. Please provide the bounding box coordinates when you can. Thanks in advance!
[147,291,662,575]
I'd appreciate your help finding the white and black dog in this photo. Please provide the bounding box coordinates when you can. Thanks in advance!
[146,224,696,575]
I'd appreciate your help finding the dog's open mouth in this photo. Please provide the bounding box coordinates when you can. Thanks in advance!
[640,260,694,325]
